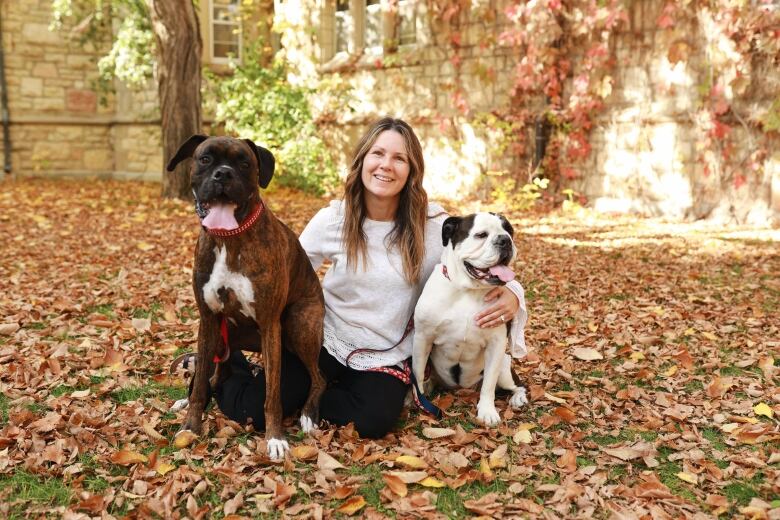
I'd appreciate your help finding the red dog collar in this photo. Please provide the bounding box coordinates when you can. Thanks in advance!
[206,201,264,238]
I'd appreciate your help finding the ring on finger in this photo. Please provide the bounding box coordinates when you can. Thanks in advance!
[500,315,505,322]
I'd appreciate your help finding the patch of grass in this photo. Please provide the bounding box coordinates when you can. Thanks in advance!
[608,465,628,482]
[0,470,73,511]
[25,402,48,414]
[701,428,727,452]
[178,305,198,323]
[110,383,186,404]
[345,463,392,514]
[723,481,760,506]
[436,478,509,518]
[638,430,658,441]
[25,322,47,330]
[589,429,637,446]
[684,380,704,393]
[656,448,697,502]
[577,456,596,468]
[0,392,9,425]
[720,366,746,377]
[132,301,162,322]
[86,304,115,319]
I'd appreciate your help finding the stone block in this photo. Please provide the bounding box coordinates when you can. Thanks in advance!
[84,149,113,171]
[20,77,43,96]
[31,62,58,78]
[22,23,61,45]
[66,89,97,112]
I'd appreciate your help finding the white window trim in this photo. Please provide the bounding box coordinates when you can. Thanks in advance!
[209,0,242,65]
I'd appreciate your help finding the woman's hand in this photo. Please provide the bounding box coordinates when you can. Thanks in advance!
[475,286,520,329]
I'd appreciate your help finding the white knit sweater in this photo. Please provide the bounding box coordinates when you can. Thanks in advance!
[299,201,528,370]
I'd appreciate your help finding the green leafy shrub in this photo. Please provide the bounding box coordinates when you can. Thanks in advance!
[207,45,341,195]
[489,176,549,212]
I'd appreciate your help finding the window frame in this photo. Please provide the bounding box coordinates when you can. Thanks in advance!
[209,0,243,65]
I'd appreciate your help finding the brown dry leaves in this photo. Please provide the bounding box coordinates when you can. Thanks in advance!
[0,180,779,518]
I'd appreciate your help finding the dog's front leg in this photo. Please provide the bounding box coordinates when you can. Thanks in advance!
[260,322,287,461]
[179,312,221,436]
[477,340,505,427]
[412,329,434,395]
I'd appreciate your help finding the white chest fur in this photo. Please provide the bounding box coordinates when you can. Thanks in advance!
[202,246,256,319]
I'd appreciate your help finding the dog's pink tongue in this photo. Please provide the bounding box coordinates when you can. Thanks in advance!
[202,203,239,231]
[489,265,515,282]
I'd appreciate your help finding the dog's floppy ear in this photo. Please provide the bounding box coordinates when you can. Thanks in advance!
[244,139,275,188]
[166,134,208,172]
[499,214,514,237]
[442,216,461,247]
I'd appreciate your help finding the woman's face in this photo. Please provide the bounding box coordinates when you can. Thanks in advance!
[361,130,411,207]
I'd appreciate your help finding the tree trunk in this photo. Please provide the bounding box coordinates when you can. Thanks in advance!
[147,0,202,200]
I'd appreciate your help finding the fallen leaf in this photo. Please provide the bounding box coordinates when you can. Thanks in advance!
[419,477,446,488]
[109,449,148,466]
[223,492,244,516]
[488,444,507,468]
[332,486,355,499]
[572,347,603,360]
[382,473,408,497]
[131,317,151,332]
[336,496,366,515]
[422,427,456,439]
[172,431,198,449]
[317,451,344,470]
[387,471,428,484]
[395,455,427,469]
[676,472,698,485]
[553,406,577,423]
[753,402,773,419]
[0,323,19,335]
[291,445,318,460]
[514,429,532,444]
[155,462,176,476]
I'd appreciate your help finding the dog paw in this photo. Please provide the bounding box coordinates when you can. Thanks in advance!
[267,438,289,461]
[300,415,317,434]
[509,387,528,409]
[477,402,501,427]
[170,398,189,412]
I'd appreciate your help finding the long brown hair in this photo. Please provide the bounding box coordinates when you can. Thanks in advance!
[342,117,428,284]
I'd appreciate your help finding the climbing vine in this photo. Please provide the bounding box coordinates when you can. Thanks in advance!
[422,0,779,200]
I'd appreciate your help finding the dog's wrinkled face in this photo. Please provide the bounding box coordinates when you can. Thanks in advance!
[442,213,516,285]
[166,135,275,230]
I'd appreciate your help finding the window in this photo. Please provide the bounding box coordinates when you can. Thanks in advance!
[323,0,420,64]
[397,0,416,46]
[210,0,241,63]
[364,0,383,52]
[335,0,352,53]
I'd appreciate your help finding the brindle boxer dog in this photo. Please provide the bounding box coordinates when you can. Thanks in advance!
[166,135,326,460]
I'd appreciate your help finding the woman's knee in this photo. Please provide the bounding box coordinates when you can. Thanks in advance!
[352,400,404,439]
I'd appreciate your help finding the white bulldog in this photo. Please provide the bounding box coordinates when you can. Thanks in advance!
[412,212,528,426]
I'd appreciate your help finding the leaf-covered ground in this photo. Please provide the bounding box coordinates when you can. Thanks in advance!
[1,178,778,519]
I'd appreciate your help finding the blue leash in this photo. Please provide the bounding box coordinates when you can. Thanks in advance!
[410,369,442,419]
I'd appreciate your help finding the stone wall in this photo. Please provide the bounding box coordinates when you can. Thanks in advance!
[0,0,161,181]
[3,0,777,223]
[296,0,779,223]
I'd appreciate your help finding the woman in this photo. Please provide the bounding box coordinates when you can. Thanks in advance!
[200,117,527,439]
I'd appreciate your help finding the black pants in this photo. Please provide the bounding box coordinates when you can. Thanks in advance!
[214,348,409,439]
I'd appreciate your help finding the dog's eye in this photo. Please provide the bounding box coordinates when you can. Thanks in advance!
[241,162,250,170]
[475,232,488,239]
[198,156,212,165]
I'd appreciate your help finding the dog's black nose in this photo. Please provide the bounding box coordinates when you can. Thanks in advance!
[212,166,233,182]
[495,235,512,248]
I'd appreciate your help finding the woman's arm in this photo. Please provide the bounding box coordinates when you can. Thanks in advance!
[298,207,331,271]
